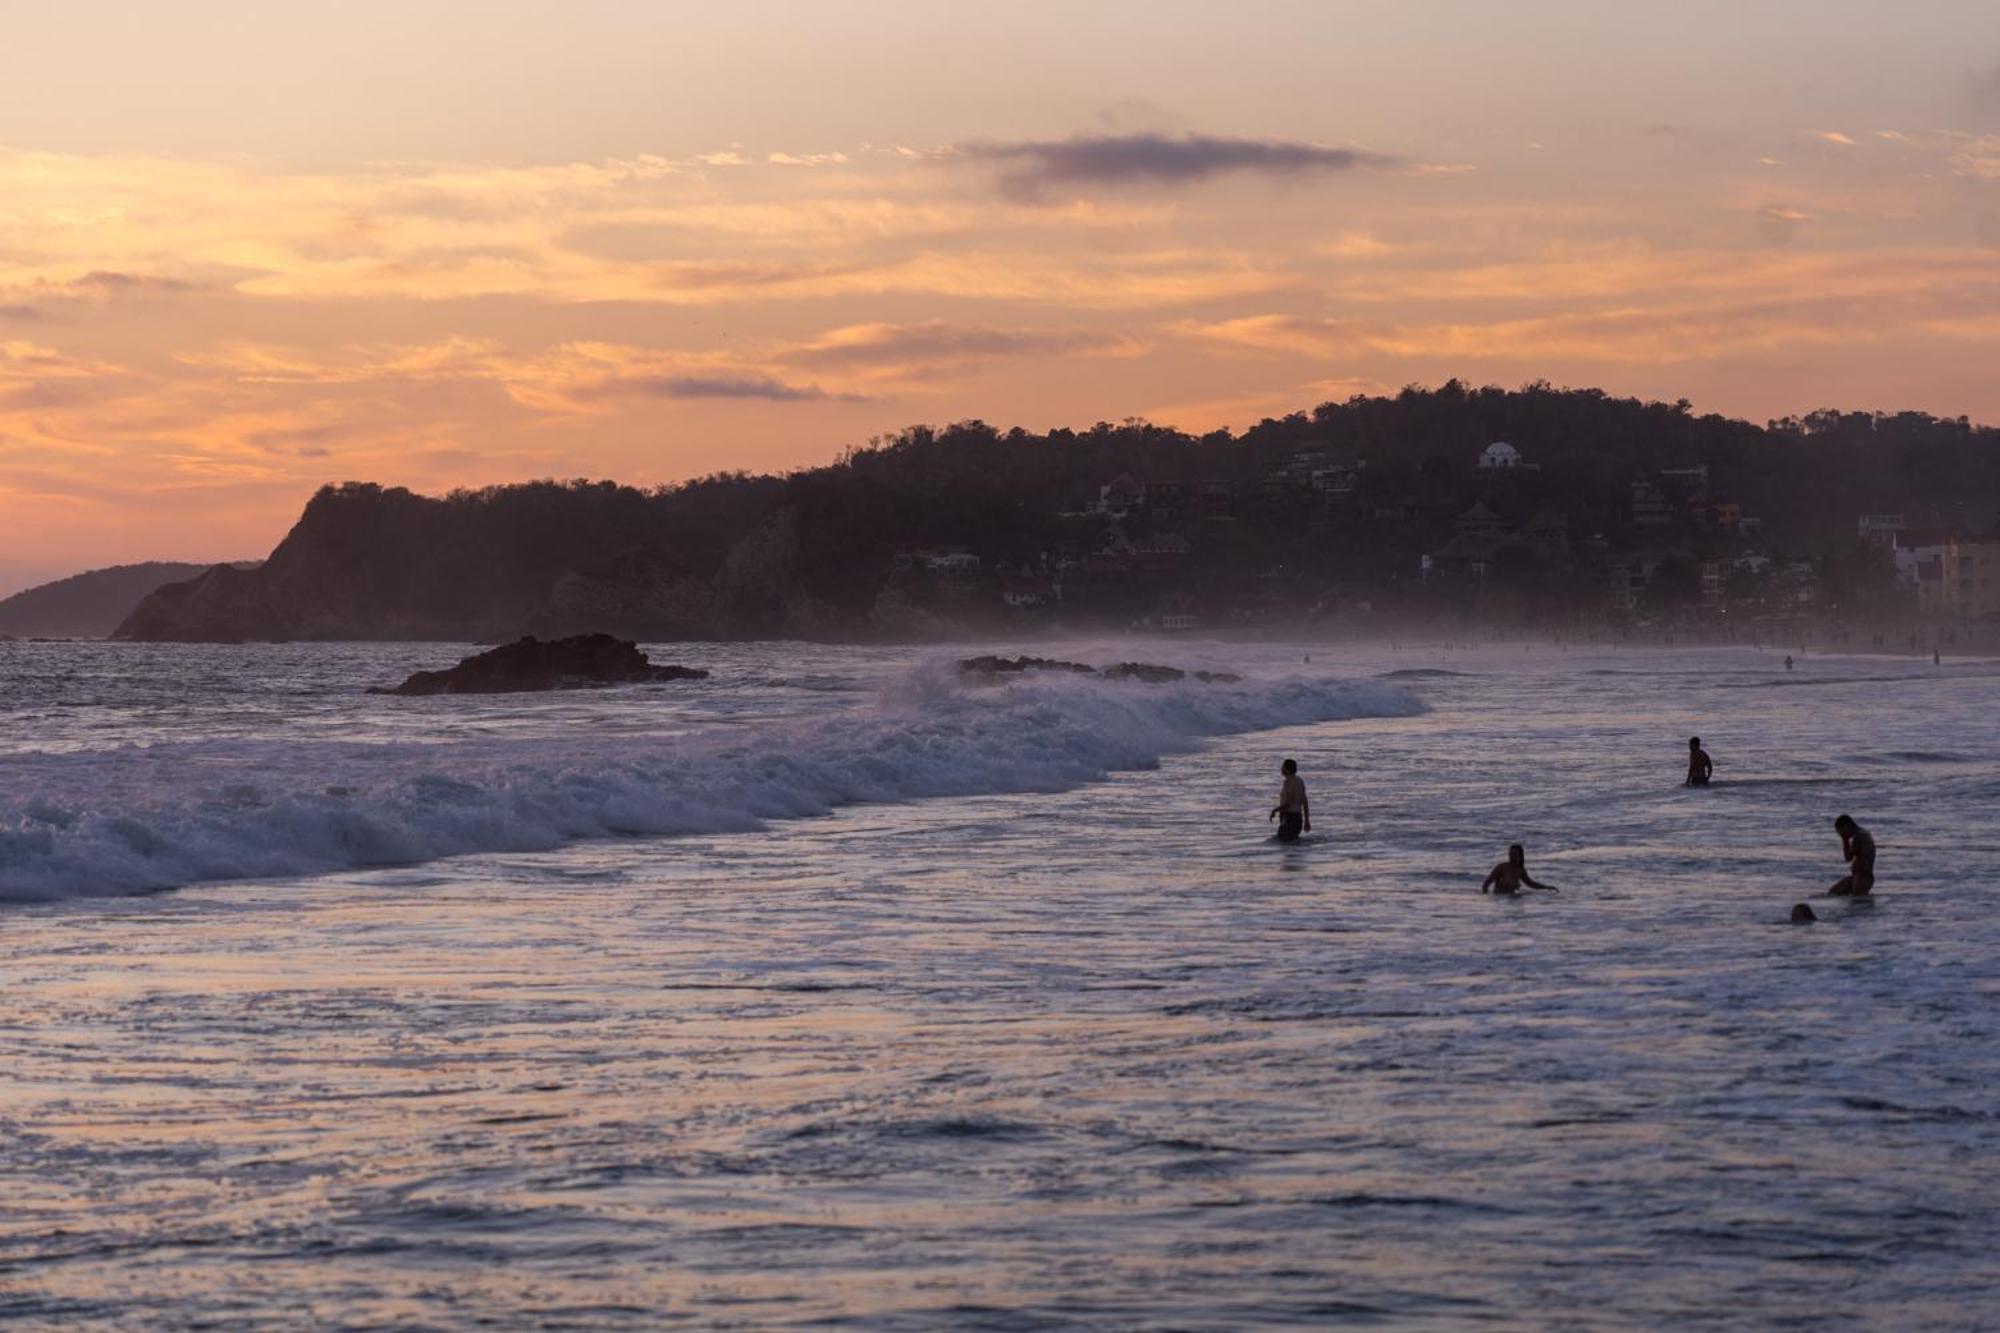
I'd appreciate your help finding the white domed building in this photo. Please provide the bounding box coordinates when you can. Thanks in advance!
[1478,440,1524,470]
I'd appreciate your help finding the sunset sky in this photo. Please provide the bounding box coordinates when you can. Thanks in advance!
[2,0,1997,593]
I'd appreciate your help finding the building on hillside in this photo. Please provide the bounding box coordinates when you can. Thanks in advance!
[1607,554,1663,612]
[1942,537,2000,616]
[1659,464,1710,495]
[1858,513,1908,547]
[1155,590,1200,632]
[1095,474,1144,518]
[1195,481,1237,522]
[1478,441,1525,470]
[1284,446,1329,478]
[1521,506,1570,557]
[1915,555,1946,612]
[1144,481,1187,524]
[1657,465,1711,520]
[1700,558,1728,609]
[1631,480,1674,526]
[1777,561,1820,609]
[1892,531,1950,593]
[1299,446,1365,494]
[1130,531,1191,568]
[1424,531,1510,583]
[1454,500,1511,536]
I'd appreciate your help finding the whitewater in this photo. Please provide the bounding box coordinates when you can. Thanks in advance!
[0,638,1995,1327]
[0,642,1418,899]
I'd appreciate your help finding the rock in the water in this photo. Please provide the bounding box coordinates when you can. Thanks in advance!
[958,654,1241,684]
[370,634,709,696]
[1790,903,1818,924]
[1101,662,1186,683]
[958,654,1098,677]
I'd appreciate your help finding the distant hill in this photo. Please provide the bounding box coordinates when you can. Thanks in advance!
[0,562,259,639]
[112,383,2000,642]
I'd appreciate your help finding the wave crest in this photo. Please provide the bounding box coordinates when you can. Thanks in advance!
[0,669,1420,901]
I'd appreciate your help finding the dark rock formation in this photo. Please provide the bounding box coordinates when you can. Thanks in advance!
[1101,662,1186,683]
[1790,903,1818,924]
[370,634,708,696]
[959,655,1241,683]
[958,654,1098,676]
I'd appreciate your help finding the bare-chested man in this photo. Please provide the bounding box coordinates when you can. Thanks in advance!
[1828,814,1876,896]
[1268,758,1310,843]
[1482,843,1558,895]
[1686,736,1714,786]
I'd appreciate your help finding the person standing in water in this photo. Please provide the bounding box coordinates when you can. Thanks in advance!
[1828,814,1876,896]
[1268,758,1310,843]
[1685,736,1714,786]
[1482,844,1557,895]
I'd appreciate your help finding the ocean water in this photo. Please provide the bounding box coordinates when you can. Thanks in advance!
[0,639,1994,1328]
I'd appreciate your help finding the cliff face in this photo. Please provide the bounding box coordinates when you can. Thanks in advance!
[114,481,837,642]
[117,483,681,641]
[0,562,255,639]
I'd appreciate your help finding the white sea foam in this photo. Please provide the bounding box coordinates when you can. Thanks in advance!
[0,666,1420,900]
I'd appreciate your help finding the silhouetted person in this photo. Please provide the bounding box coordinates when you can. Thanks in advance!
[1790,903,1818,923]
[1828,814,1875,896]
[1482,843,1557,895]
[1933,648,1941,666]
[1269,758,1309,843]
[1686,736,1713,786]
[1784,654,1794,670]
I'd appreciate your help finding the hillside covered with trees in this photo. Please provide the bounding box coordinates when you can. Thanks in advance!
[0,562,257,639]
[116,383,2000,643]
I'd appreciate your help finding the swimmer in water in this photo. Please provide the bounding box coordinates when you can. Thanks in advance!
[1482,843,1557,895]
[1685,736,1713,786]
[1268,758,1309,843]
[1827,814,1875,896]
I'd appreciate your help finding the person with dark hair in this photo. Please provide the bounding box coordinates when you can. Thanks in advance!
[1268,758,1309,843]
[1482,844,1557,895]
[1686,736,1714,786]
[1790,903,1818,923]
[1828,815,1876,896]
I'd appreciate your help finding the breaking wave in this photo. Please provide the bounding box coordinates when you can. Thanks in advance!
[0,667,1420,901]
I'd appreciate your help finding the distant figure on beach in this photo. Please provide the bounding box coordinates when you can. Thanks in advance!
[1685,736,1713,786]
[1784,654,1794,670]
[1934,648,1941,666]
[1828,814,1876,896]
[1269,759,1310,843]
[1790,903,1818,923]
[1482,844,1557,895]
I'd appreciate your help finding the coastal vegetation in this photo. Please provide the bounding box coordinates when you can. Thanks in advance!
[114,383,1999,642]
